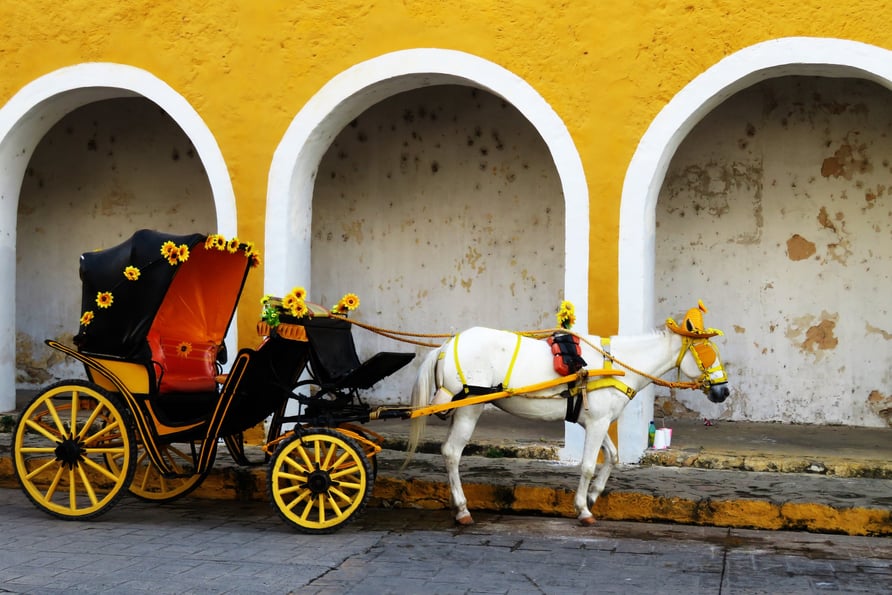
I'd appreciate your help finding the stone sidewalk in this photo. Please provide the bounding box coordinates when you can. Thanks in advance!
[3,406,891,536]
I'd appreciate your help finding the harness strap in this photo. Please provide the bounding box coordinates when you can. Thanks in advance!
[453,331,523,396]
[591,338,636,399]
[503,333,523,389]
[585,377,636,400]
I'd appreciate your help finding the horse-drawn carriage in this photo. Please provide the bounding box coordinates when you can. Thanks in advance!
[11,229,730,533]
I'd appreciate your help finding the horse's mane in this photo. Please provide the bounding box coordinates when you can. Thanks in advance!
[603,328,669,345]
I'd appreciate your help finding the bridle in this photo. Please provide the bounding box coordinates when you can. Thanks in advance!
[575,325,727,395]
[673,334,728,393]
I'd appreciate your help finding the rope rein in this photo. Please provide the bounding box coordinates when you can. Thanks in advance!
[333,316,703,391]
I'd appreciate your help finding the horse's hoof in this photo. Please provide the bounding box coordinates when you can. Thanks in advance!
[578,516,596,527]
[456,514,475,526]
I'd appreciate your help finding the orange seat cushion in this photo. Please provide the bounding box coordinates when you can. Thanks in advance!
[149,334,218,393]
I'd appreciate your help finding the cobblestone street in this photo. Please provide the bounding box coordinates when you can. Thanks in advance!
[1,488,890,594]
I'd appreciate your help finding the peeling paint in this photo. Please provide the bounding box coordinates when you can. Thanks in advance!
[786,234,816,261]
[865,323,892,340]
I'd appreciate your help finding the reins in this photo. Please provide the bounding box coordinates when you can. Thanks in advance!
[332,317,707,391]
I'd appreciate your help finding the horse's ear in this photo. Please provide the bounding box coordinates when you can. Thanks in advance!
[698,299,708,313]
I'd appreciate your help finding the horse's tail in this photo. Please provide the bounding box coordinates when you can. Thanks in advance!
[403,345,442,467]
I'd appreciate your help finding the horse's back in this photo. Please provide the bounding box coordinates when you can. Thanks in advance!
[446,326,560,393]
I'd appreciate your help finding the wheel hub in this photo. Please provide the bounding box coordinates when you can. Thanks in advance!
[54,438,84,469]
[305,468,333,494]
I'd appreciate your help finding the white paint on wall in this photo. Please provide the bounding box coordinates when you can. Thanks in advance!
[618,38,892,462]
[0,63,235,412]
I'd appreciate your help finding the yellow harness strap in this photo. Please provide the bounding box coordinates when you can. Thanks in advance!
[453,331,523,394]
[585,337,637,400]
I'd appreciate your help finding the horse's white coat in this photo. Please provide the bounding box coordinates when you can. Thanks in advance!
[409,327,724,524]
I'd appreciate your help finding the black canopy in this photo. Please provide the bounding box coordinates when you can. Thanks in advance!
[74,229,253,360]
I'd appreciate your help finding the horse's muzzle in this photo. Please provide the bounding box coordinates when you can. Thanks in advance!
[708,382,730,403]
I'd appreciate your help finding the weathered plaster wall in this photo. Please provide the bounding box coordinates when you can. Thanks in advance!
[657,76,892,427]
[16,98,215,386]
[312,85,564,402]
[14,0,892,343]
[4,1,892,443]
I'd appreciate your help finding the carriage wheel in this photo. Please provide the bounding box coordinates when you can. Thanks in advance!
[12,380,136,520]
[106,440,214,502]
[268,428,373,534]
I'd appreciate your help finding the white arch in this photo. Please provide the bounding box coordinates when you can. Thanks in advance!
[617,37,892,461]
[0,63,236,412]
[266,48,590,460]
[265,48,590,330]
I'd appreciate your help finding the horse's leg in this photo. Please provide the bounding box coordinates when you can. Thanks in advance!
[587,433,618,511]
[574,418,610,526]
[441,403,484,525]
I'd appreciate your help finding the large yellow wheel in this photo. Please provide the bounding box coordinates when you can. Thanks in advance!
[106,440,213,502]
[12,380,136,520]
[268,428,373,534]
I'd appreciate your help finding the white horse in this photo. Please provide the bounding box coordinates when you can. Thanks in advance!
[407,312,730,526]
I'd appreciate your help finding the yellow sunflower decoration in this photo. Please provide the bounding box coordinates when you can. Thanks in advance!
[96,291,114,309]
[556,300,575,330]
[123,266,141,281]
[332,293,360,316]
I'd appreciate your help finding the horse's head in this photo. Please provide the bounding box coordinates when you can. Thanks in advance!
[667,301,730,404]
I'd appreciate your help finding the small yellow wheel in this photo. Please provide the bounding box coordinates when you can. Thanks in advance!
[268,428,373,534]
[12,380,136,520]
[107,440,213,502]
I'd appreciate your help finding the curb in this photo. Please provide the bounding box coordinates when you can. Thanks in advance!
[5,449,889,536]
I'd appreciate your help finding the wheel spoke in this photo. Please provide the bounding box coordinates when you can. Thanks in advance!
[80,454,122,483]
[75,465,100,506]
[329,464,361,481]
[44,397,67,437]
[75,403,105,442]
[69,395,79,439]
[81,418,122,447]
[283,454,310,474]
[24,418,64,444]
[23,458,58,481]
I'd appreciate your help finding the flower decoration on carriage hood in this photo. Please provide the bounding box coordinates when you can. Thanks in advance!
[205,233,261,267]
[556,300,576,329]
[76,231,260,345]
[665,300,723,338]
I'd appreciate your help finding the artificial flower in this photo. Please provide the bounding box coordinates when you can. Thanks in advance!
[205,234,222,250]
[332,292,360,315]
[282,294,304,317]
[160,241,178,260]
[289,286,307,301]
[123,266,141,281]
[177,244,190,263]
[227,237,240,253]
[96,292,114,309]
[80,311,94,327]
[556,300,576,329]
[291,301,309,318]
[249,252,262,268]
[242,241,255,257]
[176,341,192,357]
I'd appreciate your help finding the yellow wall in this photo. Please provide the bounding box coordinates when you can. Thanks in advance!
[2,0,889,338]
